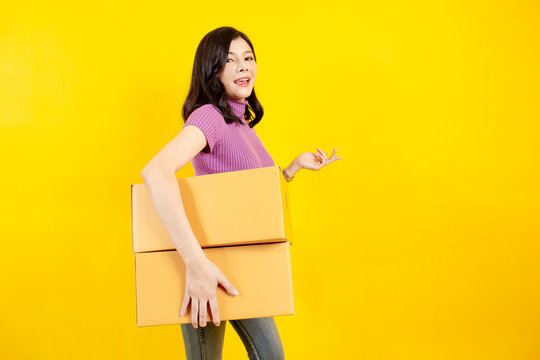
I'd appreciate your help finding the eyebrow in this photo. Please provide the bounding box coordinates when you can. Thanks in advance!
[228,50,253,55]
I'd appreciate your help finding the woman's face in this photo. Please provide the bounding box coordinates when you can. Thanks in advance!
[220,37,257,101]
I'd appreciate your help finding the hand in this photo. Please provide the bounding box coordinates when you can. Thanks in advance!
[296,147,342,171]
[180,256,239,328]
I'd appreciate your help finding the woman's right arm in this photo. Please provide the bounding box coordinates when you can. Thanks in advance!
[140,125,239,328]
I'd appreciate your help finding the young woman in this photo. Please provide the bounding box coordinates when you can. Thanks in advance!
[141,26,341,360]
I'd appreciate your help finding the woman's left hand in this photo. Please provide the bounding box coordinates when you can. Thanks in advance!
[296,147,342,171]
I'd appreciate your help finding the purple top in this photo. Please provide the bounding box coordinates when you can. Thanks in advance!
[182,98,275,176]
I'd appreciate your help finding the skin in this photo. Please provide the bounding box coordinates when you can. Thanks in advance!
[220,37,343,178]
[219,37,257,102]
[175,37,343,329]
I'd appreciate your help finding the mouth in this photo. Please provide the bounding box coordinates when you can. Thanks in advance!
[234,77,251,87]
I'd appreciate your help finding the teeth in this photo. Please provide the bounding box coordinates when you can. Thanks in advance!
[235,78,249,83]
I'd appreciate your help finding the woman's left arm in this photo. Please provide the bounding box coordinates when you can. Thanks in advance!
[283,147,342,179]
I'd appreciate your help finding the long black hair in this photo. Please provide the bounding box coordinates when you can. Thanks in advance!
[181,27,263,128]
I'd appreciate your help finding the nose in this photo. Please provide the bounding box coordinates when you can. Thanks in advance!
[238,60,249,73]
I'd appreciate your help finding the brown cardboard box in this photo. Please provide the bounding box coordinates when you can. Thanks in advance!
[135,241,295,326]
[131,165,293,253]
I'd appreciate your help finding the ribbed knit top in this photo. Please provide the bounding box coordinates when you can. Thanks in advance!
[182,98,275,176]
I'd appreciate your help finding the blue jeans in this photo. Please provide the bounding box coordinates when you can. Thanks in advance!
[180,317,284,360]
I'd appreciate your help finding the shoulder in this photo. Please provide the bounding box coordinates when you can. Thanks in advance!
[184,104,226,129]
[184,103,227,129]
[183,104,226,153]
[187,104,222,120]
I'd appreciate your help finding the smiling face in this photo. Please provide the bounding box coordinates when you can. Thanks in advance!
[219,37,257,101]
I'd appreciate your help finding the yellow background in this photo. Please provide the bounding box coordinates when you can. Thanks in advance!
[1,1,539,359]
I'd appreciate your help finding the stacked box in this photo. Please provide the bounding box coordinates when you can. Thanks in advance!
[131,165,293,252]
[131,165,295,326]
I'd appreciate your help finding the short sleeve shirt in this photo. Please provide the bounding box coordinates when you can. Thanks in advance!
[182,99,275,176]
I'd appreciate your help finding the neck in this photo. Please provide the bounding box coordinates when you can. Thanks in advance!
[227,97,248,120]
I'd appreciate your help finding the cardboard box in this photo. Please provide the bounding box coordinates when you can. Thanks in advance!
[135,241,295,327]
[131,165,293,253]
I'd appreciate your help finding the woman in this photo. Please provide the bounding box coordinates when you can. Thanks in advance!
[141,26,341,360]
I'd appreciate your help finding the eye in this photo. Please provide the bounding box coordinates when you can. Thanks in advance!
[226,58,234,63]
[246,57,254,61]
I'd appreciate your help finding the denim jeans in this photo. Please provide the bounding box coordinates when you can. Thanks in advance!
[180,316,284,360]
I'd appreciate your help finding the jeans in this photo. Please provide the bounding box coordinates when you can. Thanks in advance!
[180,317,284,360]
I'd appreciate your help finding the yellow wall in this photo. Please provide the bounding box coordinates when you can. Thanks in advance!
[1,1,539,359]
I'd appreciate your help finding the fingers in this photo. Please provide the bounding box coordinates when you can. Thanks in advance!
[311,153,323,167]
[316,148,328,168]
[183,295,218,328]
[328,148,342,162]
[180,293,190,317]
[317,147,342,166]
[199,299,208,327]
[317,147,327,159]
[218,274,239,296]
[209,298,221,327]
[191,297,199,328]
[317,148,328,166]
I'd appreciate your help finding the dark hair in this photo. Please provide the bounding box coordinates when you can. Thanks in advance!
[181,27,263,128]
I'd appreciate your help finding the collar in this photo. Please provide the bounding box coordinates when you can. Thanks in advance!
[227,97,249,122]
